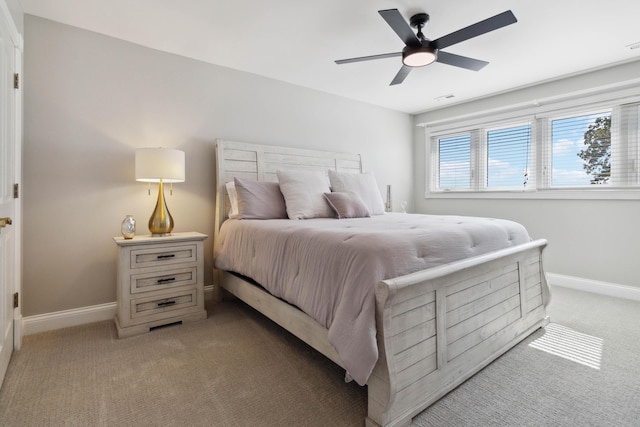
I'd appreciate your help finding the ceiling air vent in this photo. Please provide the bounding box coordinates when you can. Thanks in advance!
[434,94,455,102]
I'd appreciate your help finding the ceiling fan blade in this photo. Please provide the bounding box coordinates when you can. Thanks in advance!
[335,52,402,65]
[436,51,489,71]
[379,9,421,47]
[390,65,412,85]
[431,10,517,50]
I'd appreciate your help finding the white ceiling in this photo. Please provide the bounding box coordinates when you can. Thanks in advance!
[19,0,640,114]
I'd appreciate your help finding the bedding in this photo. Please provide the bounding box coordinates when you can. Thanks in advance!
[276,169,334,219]
[225,181,239,219]
[213,212,531,385]
[328,170,386,215]
[323,191,370,219]
[233,177,288,220]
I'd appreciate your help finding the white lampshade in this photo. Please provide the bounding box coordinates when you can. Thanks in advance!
[135,148,185,183]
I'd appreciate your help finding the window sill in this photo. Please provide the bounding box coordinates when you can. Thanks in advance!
[426,188,640,200]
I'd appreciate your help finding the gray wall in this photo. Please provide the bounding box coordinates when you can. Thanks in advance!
[23,15,413,316]
[413,61,640,289]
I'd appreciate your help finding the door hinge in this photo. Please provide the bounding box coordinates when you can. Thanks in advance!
[13,183,19,199]
[13,292,19,308]
[13,73,19,89]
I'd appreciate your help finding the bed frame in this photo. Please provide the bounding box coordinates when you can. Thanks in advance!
[214,139,550,427]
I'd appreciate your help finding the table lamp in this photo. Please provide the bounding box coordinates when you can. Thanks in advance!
[135,148,185,236]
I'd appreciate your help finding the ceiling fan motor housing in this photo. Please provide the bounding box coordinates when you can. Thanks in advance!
[409,13,429,30]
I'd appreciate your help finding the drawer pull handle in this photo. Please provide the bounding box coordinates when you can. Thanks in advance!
[157,277,176,284]
[157,254,176,259]
[157,300,176,307]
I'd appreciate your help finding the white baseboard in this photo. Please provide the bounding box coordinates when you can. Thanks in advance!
[21,285,217,336]
[21,278,639,336]
[22,302,117,336]
[547,273,640,302]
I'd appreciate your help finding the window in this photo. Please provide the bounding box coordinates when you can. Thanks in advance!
[438,134,471,190]
[487,125,531,188]
[432,124,532,192]
[427,98,640,199]
[550,111,611,187]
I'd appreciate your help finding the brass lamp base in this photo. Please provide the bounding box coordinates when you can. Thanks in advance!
[149,180,174,236]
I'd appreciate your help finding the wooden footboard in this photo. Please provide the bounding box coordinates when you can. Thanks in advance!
[218,239,549,427]
[366,239,549,427]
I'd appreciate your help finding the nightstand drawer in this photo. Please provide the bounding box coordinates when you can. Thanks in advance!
[131,288,198,319]
[130,243,198,269]
[130,267,197,294]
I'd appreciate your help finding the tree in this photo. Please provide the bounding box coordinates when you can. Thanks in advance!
[578,116,611,184]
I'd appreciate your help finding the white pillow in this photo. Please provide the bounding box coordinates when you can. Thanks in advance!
[225,181,239,219]
[328,170,386,215]
[276,169,333,219]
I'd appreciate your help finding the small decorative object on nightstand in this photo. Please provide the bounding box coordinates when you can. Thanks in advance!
[113,232,207,338]
[120,215,136,239]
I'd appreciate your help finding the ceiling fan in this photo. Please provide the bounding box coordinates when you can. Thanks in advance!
[335,9,517,85]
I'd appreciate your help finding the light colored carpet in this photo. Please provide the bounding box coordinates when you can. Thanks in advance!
[0,302,366,426]
[1,286,639,426]
[412,286,640,426]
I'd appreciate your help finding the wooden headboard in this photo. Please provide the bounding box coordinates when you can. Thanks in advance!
[214,139,362,235]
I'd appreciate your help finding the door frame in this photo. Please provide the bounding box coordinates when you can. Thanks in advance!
[12,24,22,351]
[0,0,23,351]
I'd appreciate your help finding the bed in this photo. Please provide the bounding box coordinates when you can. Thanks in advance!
[213,139,550,427]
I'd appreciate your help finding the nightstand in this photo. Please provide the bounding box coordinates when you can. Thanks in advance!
[113,232,207,338]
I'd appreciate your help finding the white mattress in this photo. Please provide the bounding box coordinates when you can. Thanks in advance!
[213,213,531,385]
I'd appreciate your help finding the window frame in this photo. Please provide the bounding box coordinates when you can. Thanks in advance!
[424,91,640,200]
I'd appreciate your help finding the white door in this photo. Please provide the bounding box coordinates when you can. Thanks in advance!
[0,0,20,387]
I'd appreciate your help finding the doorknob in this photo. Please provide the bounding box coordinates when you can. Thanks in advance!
[0,217,12,228]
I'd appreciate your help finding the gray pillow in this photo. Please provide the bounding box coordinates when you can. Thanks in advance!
[328,170,386,215]
[233,177,288,219]
[324,192,371,219]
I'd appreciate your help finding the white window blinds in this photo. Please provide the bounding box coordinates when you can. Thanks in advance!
[487,124,532,188]
[611,103,640,186]
[437,134,471,190]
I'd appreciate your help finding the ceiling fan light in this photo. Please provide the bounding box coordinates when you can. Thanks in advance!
[402,47,437,67]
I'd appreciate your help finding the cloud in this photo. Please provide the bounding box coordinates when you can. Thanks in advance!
[553,138,583,156]
[488,158,528,187]
[552,168,590,186]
